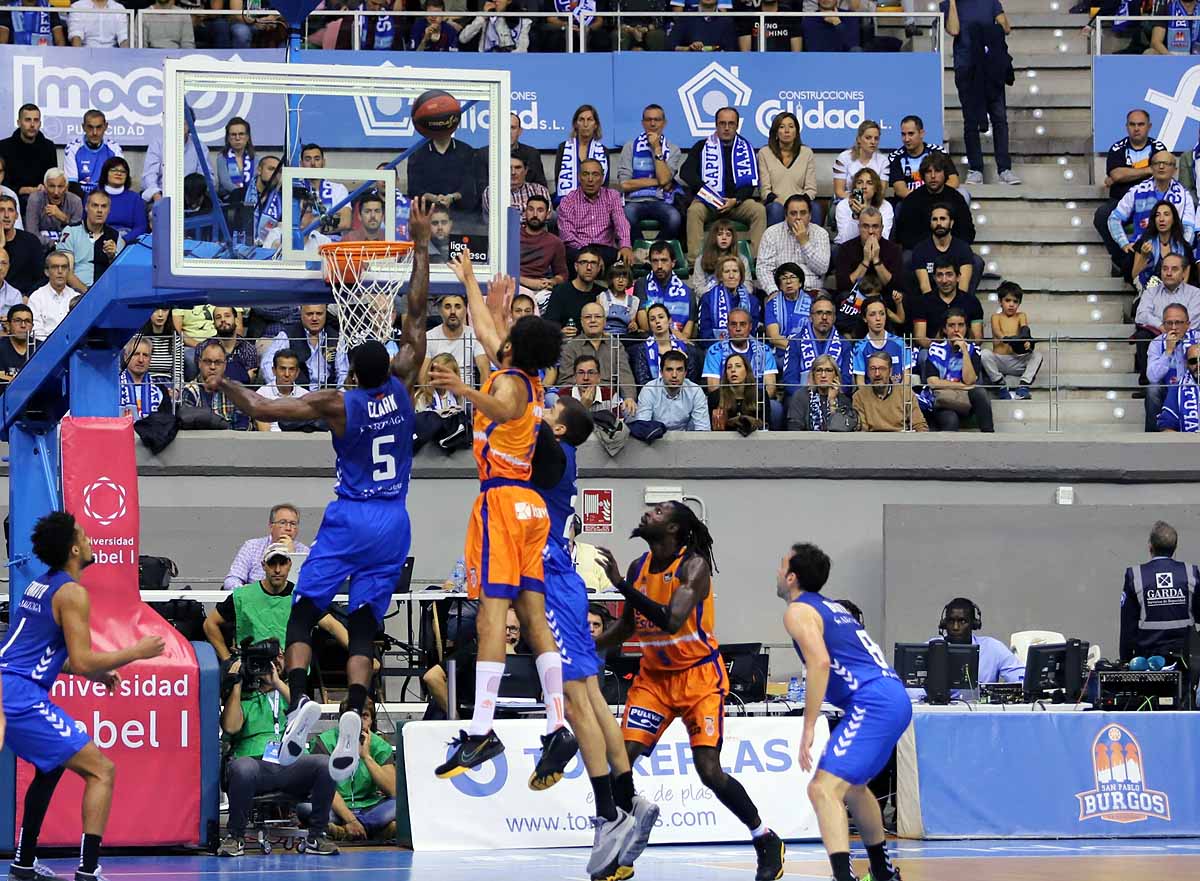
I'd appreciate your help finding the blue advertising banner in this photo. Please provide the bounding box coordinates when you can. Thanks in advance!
[610,53,943,151]
[1094,56,1200,152]
[909,712,1200,837]
[0,48,942,153]
[0,47,285,147]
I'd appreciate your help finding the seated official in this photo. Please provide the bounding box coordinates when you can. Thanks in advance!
[204,542,350,662]
[223,504,311,591]
[217,653,339,857]
[303,695,397,841]
[909,597,1024,702]
[421,607,522,718]
[1120,520,1200,663]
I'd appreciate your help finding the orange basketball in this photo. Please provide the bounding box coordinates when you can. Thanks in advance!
[412,89,462,139]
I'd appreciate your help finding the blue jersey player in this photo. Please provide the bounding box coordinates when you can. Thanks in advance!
[220,198,434,785]
[532,397,656,881]
[0,512,165,881]
[778,543,909,881]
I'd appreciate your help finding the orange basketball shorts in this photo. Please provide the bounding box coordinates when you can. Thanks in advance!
[465,485,549,600]
[621,655,729,749]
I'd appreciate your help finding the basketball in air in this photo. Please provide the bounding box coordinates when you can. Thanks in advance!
[412,89,462,138]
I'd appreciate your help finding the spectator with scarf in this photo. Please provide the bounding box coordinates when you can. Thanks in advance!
[1149,0,1200,54]
[617,103,684,241]
[691,217,751,295]
[554,104,607,205]
[216,117,256,214]
[921,308,994,433]
[1108,150,1196,274]
[636,240,696,339]
[852,297,912,387]
[1145,303,1198,431]
[459,0,530,50]
[1130,200,1193,292]
[249,156,283,246]
[634,349,710,432]
[119,338,166,420]
[633,302,702,387]
[757,194,830,302]
[0,2,66,46]
[781,294,850,389]
[698,254,762,344]
[764,263,811,353]
[786,354,858,432]
[681,106,766,261]
[347,0,404,49]
[1095,109,1167,270]
[1157,341,1200,431]
[96,156,147,244]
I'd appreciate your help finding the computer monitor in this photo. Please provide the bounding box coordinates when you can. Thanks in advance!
[722,642,768,703]
[1023,639,1089,702]
[601,655,642,705]
[893,641,980,705]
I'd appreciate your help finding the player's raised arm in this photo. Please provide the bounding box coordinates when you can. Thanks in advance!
[392,196,432,387]
[594,553,640,650]
[55,583,165,677]
[430,360,526,424]
[448,251,507,367]
[220,379,347,435]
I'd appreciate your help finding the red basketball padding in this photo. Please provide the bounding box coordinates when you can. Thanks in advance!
[413,89,462,138]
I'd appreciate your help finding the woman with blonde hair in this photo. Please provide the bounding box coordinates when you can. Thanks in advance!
[413,352,464,412]
[786,354,858,431]
[834,167,893,244]
[832,119,888,202]
[712,352,762,435]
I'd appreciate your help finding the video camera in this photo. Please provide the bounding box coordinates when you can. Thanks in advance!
[238,636,281,689]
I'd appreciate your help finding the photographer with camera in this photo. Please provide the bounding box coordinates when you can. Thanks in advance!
[301,695,396,841]
[205,543,352,663]
[218,644,340,858]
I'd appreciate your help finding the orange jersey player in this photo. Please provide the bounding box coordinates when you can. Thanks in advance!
[429,253,580,790]
[596,502,786,881]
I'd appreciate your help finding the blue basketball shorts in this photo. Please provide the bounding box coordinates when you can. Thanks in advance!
[295,496,412,623]
[1,675,92,773]
[819,677,912,786]
[543,562,603,683]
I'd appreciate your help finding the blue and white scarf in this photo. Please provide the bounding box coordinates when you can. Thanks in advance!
[254,187,283,243]
[629,132,671,201]
[225,149,254,189]
[767,291,811,342]
[643,335,686,380]
[557,137,608,201]
[10,3,54,45]
[808,389,827,432]
[360,8,397,49]
[555,0,596,26]
[795,322,843,378]
[119,371,163,419]
[1166,0,1200,54]
[706,282,754,342]
[1179,374,1200,432]
[697,133,759,209]
[317,179,339,210]
[1163,329,1200,383]
[643,272,691,332]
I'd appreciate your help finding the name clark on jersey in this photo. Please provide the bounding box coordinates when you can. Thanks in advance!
[368,394,399,420]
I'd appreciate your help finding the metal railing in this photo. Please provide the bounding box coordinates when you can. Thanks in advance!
[1089,14,1200,56]
[5,6,947,52]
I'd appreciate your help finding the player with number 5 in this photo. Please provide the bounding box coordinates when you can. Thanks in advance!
[778,543,910,881]
[220,197,434,787]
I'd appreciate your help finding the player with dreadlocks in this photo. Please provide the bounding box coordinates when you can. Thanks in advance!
[596,502,785,881]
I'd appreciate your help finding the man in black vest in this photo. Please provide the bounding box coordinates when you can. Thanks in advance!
[1120,520,1200,663]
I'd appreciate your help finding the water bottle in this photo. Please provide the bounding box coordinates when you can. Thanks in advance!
[787,675,804,703]
[451,557,467,592]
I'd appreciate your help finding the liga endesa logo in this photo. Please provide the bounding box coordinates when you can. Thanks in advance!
[1076,724,1171,824]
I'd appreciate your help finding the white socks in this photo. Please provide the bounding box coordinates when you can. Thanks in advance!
[535,652,566,733]
[468,660,505,737]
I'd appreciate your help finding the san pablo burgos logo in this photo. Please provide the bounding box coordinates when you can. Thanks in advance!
[82,476,128,527]
[1145,64,1200,151]
[1076,724,1170,824]
[11,52,255,143]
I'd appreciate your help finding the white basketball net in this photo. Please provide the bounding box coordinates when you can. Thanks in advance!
[320,243,414,349]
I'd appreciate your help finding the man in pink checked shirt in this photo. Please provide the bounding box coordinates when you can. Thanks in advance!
[223,503,312,591]
[556,158,634,275]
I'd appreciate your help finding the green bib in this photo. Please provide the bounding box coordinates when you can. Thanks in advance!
[228,690,287,759]
[232,581,294,648]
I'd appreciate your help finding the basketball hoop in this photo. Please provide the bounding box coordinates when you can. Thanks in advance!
[319,241,415,349]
